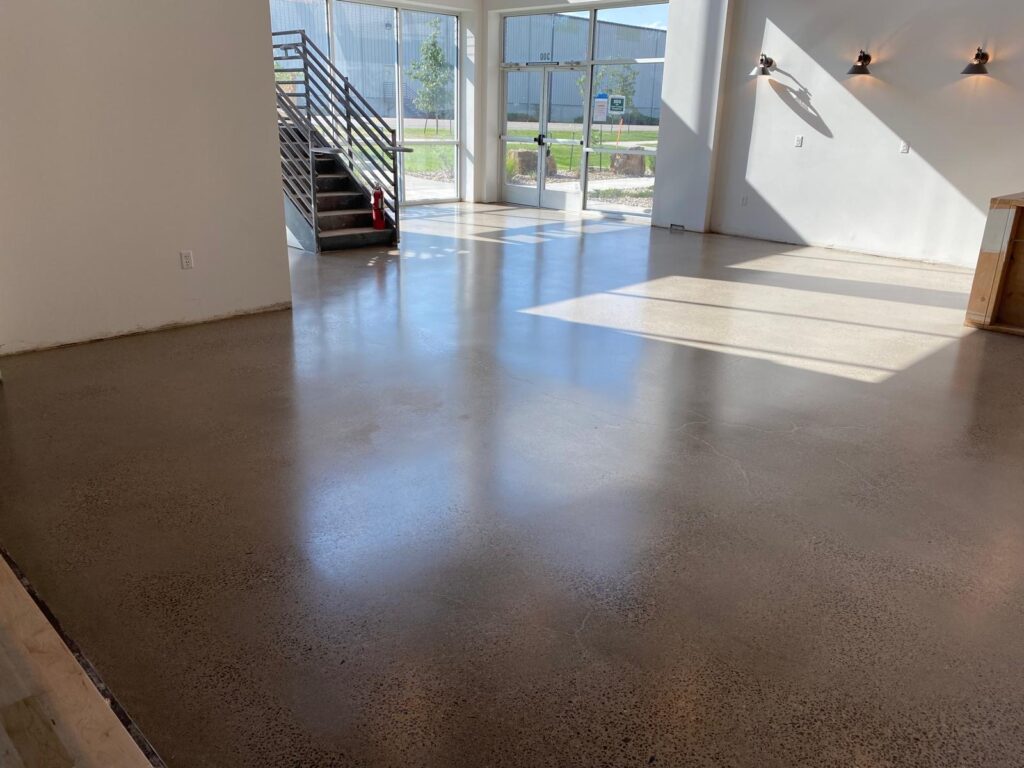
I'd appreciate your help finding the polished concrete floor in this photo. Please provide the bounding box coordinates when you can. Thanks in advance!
[1,204,1023,766]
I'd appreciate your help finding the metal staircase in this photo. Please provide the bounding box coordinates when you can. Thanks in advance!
[272,30,406,251]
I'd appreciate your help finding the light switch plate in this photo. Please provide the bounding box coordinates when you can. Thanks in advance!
[794,135,804,148]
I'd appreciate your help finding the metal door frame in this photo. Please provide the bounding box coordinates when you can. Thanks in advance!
[500,63,589,211]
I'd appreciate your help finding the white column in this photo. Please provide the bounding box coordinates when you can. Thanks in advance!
[651,0,732,232]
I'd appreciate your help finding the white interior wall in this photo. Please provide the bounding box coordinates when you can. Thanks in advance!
[709,0,1024,266]
[458,2,488,202]
[650,0,731,232]
[0,0,292,355]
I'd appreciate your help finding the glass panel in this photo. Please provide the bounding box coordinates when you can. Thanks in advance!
[502,12,590,64]
[504,142,540,188]
[403,144,457,202]
[542,144,582,194]
[543,68,584,195]
[332,1,398,128]
[586,151,655,215]
[589,63,663,152]
[270,0,329,51]
[594,4,669,60]
[400,11,457,142]
[545,69,585,143]
[504,70,541,137]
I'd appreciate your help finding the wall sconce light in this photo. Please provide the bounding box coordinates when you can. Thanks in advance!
[847,50,872,76]
[961,47,990,75]
[750,53,775,77]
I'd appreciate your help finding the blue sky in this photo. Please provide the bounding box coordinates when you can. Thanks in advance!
[580,4,669,30]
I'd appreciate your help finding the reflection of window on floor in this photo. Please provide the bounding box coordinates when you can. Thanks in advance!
[269,0,459,204]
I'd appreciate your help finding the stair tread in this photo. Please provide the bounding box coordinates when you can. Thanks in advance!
[318,208,372,217]
[317,190,363,198]
[317,173,352,179]
[320,226,392,237]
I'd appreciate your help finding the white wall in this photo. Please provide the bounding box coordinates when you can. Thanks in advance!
[709,0,1024,266]
[651,0,731,232]
[459,2,489,202]
[0,0,292,355]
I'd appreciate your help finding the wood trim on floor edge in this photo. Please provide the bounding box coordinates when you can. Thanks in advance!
[0,546,168,768]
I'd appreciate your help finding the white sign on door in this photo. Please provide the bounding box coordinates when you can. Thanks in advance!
[593,93,609,122]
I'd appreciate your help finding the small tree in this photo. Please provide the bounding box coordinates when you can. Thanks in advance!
[407,19,452,136]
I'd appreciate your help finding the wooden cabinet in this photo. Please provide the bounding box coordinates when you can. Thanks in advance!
[966,191,1024,336]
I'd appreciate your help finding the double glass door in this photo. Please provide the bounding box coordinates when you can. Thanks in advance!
[501,66,587,210]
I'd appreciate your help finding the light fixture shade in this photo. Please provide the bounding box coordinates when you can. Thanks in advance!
[750,53,775,77]
[962,47,990,75]
[847,50,872,76]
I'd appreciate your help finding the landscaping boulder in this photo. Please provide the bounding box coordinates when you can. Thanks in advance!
[610,149,647,177]
[512,149,557,176]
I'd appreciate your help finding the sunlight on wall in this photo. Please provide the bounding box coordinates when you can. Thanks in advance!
[709,7,1015,266]
[748,20,982,253]
[520,253,972,383]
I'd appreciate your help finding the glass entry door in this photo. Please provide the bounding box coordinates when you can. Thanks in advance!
[501,66,587,211]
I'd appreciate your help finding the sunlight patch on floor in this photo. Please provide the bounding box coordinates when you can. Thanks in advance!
[399,204,645,244]
[727,248,975,292]
[521,274,970,383]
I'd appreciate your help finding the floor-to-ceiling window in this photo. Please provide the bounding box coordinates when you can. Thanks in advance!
[270,0,329,51]
[586,4,665,215]
[398,10,458,202]
[270,0,459,204]
[331,1,399,125]
[500,3,667,216]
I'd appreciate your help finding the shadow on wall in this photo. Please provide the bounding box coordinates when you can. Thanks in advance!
[769,70,833,138]
[708,0,1024,265]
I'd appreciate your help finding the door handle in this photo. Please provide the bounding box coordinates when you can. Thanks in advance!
[533,134,546,145]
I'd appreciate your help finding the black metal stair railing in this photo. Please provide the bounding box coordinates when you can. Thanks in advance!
[272,29,406,242]
[275,89,317,226]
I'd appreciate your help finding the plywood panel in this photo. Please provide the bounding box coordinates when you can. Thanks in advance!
[966,198,1024,335]
[995,238,1024,327]
[965,250,1003,325]
[0,557,155,768]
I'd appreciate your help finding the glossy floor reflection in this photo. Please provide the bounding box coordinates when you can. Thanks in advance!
[1,204,1023,767]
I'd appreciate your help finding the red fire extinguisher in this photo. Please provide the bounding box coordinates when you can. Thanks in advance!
[371,186,385,230]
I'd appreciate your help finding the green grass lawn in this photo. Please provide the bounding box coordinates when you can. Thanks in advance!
[403,144,455,176]
[403,126,456,141]
[504,127,658,175]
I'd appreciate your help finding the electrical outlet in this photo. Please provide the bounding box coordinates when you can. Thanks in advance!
[741,195,749,207]
[899,141,910,154]
[794,135,804,148]
[180,250,194,270]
